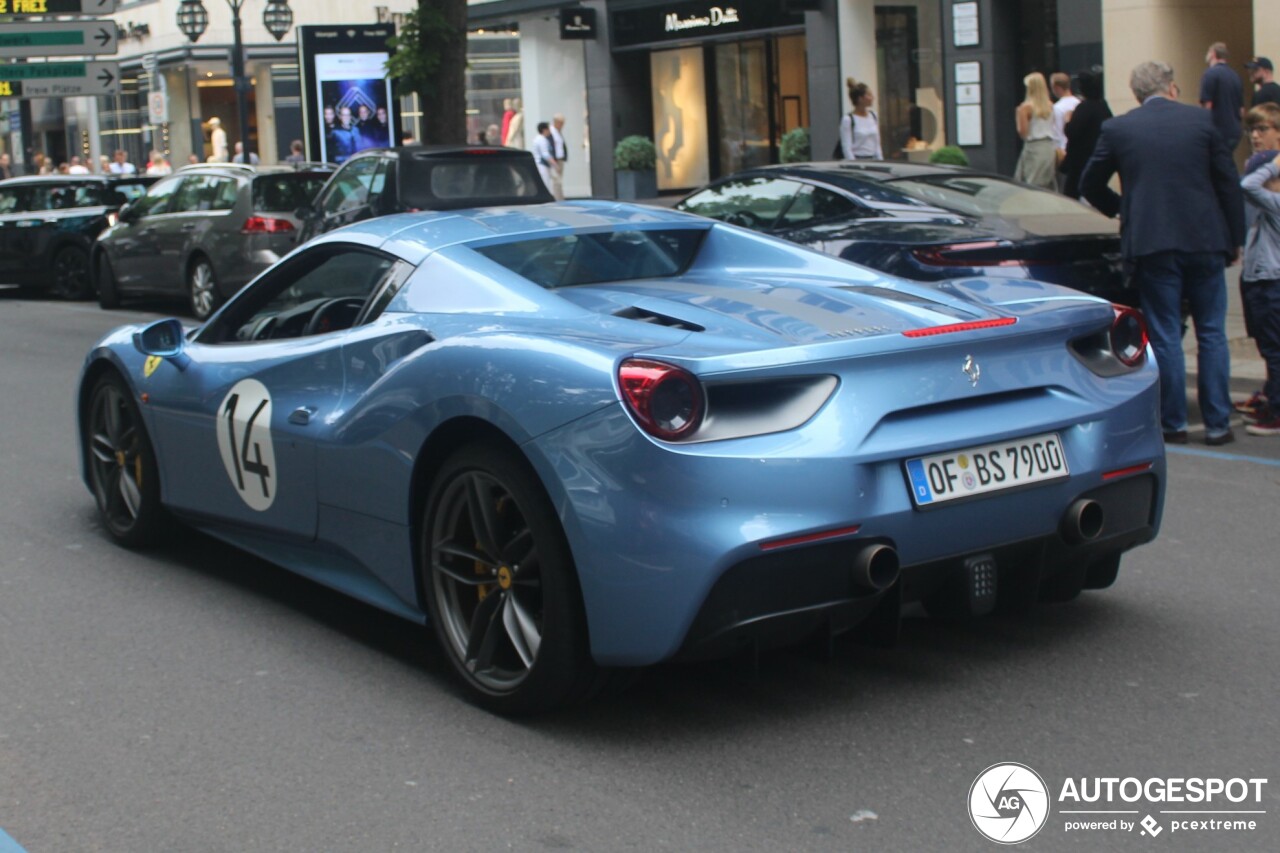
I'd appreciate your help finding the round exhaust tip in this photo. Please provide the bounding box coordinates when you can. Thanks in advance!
[1063,499,1104,544]
[853,544,900,591]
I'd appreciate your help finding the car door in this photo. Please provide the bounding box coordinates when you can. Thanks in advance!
[110,175,183,290]
[312,156,381,237]
[139,243,400,538]
[0,183,32,281]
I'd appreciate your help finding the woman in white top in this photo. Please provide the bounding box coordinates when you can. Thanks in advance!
[840,78,883,160]
[1013,72,1057,190]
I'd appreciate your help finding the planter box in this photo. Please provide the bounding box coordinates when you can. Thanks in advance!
[615,169,658,201]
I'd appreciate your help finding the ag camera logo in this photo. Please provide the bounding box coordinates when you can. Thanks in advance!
[969,762,1051,844]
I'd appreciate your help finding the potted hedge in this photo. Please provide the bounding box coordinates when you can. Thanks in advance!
[779,127,810,163]
[928,145,970,167]
[614,135,658,200]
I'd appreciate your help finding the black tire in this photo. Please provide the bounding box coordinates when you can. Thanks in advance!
[421,443,597,714]
[188,257,222,321]
[96,254,121,309]
[84,373,166,547]
[49,245,92,300]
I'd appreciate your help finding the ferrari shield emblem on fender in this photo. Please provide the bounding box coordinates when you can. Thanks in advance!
[963,354,981,387]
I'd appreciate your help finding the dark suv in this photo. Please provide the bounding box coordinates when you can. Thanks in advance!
[0,175,153,299]
[93,163,332,319]
[296,145,552,243]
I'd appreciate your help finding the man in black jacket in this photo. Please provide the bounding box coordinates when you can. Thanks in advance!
[1082,60,1246,445]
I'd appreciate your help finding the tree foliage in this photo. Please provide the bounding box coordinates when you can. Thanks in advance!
[386,0,467,145]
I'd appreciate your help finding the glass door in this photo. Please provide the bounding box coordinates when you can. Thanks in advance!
[714,39,771,176]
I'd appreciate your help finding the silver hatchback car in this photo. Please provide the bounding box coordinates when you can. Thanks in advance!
[93,164,332,319]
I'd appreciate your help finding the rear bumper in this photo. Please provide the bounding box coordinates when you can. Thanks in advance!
[676,474,1156,660]
[531,374,1164,666]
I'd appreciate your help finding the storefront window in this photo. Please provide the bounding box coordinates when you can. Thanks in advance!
[467,29,520,145]
[715,40,771,175]
[651,47,709,191]
[875,2,945,159]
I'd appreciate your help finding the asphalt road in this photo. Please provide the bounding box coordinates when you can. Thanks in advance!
[1,291,1277,852]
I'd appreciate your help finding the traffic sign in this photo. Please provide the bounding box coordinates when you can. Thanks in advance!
[0,1,118,16]
[0,20,118,58]
[0,61,120,97]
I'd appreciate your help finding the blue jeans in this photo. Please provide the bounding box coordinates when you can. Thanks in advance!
[1135,251,1233,435]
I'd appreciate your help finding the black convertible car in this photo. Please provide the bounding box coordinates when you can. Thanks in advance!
[676,161,1131,305]
[0,174,153,299]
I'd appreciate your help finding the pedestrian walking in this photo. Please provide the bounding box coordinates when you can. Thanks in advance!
[231,142,260,165]
[107,150,136,175]
[549,113,568,200]
[1082,60,1245,446]
[284,139,305,164]
[838,78,883,160]
[208,117,228,162]
[1234,104,1280,431]
[1050,71,1080,161]
[0,152,12,179]
[532,121,556,195]
[145,151,172,176]
[1200,42,1245,151]
[1061,69,1113,199]
[67,156,90,175]
[1246,57,1280,107]
[1013,72,1057,189]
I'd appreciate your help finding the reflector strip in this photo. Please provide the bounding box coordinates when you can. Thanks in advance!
[1101,462,1153,481]
[902,317,1017,338]
[759,524,862,551]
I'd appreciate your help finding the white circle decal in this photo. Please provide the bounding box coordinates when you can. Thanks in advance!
[217,378,277,511]
[968,762,1050,845]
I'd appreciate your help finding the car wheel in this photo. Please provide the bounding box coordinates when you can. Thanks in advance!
[50,246,92,300]
[85,373,165,547]
[422,443,596,714]
[97,254,121,309]
[188,257,222,320]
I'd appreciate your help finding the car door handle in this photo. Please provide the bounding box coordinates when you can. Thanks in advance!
[289,406,317,425]
[180,223,197,231]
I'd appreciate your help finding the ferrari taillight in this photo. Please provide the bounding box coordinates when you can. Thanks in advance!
[618,358,704,441]
[1110,305,1148,367]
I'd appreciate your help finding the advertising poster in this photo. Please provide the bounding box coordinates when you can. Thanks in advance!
[297,24,397,164]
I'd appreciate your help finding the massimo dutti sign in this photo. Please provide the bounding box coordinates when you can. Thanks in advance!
[611,0,802,48]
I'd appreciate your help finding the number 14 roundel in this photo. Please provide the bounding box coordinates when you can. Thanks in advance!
[217,378,277,512]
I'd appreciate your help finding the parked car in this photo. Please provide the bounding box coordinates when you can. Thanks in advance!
[92,163,333,319]
[0,174,153,299]
[78,201,1163,713]
[675,161,1133,305]
[295,145,553,243]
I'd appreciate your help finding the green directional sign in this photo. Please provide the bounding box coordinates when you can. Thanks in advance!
[0,20,118,57]
[0,0,118,16]
[0,61,119,96]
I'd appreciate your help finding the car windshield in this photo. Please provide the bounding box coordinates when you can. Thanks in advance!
[884,175,1094,217]
[400,155,546,209]
[475,229,706,288]
[253,173,329,212]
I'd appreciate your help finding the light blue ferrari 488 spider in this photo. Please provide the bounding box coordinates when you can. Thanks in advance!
[78,202,1164,713]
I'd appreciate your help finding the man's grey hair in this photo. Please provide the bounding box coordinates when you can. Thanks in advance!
[1130,61,1175,102]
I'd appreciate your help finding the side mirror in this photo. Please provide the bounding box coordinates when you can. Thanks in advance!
[294,204,318,222]
[119,201,142,223]
[133,318,190,370]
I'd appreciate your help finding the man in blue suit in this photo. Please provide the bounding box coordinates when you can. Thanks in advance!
[1082,60,1245,446]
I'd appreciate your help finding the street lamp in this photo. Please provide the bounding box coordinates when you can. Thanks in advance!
[176,0,294,162]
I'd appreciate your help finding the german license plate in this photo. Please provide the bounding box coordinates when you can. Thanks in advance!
[905,432,1068,506]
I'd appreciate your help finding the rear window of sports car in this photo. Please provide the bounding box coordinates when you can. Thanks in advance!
[474,229,705,288]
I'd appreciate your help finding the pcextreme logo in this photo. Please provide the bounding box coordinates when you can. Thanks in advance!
[968,764,1270,844]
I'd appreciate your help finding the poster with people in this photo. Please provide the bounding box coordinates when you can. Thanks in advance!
[298,25,398,165]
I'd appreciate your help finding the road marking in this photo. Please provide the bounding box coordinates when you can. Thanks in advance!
[0,829,30,853]
[1166,446,1280,467]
